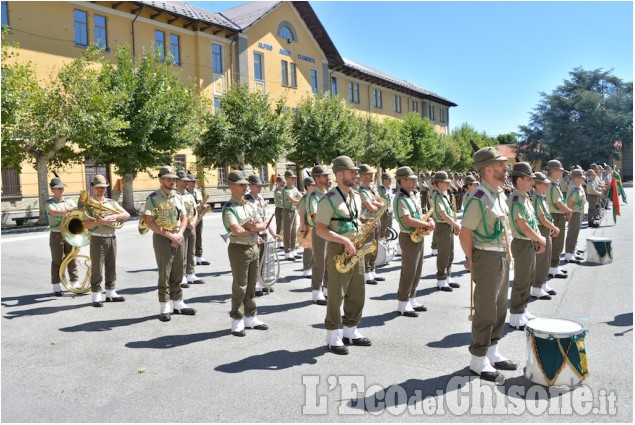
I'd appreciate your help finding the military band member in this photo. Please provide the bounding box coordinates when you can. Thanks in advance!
[46,177,79,296]
[459,147,517,383]
[144,166,196,322]
[564,169,587,264]
[298,177,316,278]
[393,166,435,317]
[223,171,269,337]
[546,160,573,278]
[245,174,279,297]
[282,170,302,261]
[316,156,370,355]
[190,176,210,266]
[358,164,386,285]
[377,172,394,240]
[431,171,462,292]
[532,172,560,300]
[307,165,331,305]
[462,175,479,207]
[176,170,203,287]
[506,163,546,329]
[585,169,603,228]
[419,173,431,213]
[273,176,285,249]
[83,175,130,307]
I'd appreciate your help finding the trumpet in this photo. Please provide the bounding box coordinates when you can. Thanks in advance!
[78,191,124,229]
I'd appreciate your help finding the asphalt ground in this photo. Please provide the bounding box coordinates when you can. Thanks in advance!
[1,188,632,423]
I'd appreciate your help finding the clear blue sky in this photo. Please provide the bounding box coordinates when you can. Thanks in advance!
[197,1,633,137]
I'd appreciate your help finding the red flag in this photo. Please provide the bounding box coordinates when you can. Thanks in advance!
[610,177,621,222]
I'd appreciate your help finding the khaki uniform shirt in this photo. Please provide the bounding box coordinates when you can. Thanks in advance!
[432,188,452,223]
[377,184,394,214]
[46,197,77,232]
[506,189,537,240]
[316,186,361,241]
[547,177,566,215]
[462,181,508,250]
[282,184,301,211]
[273,187,284,208]
[566,184,587,213]
[177,190,197,223]
[222,196,258,245]
[393,189,422,233]
[359,183,380,220]
[298,189,313,223]
[587,178,602,196]
[244,193,268,221]
[533,191,552,227]
[307,187,326,228]
[87,198,126,237]
[144,188,183,231]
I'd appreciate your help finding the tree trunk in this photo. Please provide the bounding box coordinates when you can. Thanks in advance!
[122,173,136,215]
[36,157,50,225]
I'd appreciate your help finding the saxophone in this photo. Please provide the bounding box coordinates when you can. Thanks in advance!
[335,198,388,273]
[410,207,434,243]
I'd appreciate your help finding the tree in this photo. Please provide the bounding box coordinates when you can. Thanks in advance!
[1,38,127,223]
[517,68,633,168]
[287,94,362,166]
[88,45,202,213]
[401,113,442,171]
[195,84,291,172]
[450,123,496,171]
[496,133,517,145]
[438,134,462,170]
[360,116,410,173]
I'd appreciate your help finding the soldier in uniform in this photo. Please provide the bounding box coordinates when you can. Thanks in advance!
[431,171,462,292]
[459,147,517,383]
[585,169,603,228]
[316,156,370,355]
[144,166,197,322]
[506,163,546,329]
[273,176,285,249]
[281,170,302,261]
[358,164,386,285]
[532,172,560,300]
[223,171,269,337]
[419,173,431,213]
[298,176,316,278]
[46,177,79,296]
[462,175,479,207]
[83,175,130,307]
[377,172,394,240]
[393,166,435,317]
[564,169,587,264]
[307,165,331,305]
[546,160,573,279]
[176,170,203,287]
[245,174,279,297]
[190,176,210,266]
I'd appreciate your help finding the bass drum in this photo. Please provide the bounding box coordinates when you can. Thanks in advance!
[376,240,396,267]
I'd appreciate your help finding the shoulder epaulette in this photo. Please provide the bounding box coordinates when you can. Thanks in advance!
[512,195,519,202]
[474,190,485,199]
[326,191,337,198]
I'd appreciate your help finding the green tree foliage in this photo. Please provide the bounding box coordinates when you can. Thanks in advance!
[450,123,496,171]
[517,68,633,168]
[438,134,462,170]
[360,116,410,171]
[195,84,291,171]
[288,94,362,166]
[402,113,442,171]
[1,38,127,222]
[496,133,517,145]
[91,45,202,212]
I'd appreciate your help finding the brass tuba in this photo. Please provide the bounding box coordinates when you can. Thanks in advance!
[335,198,388,273]
[59,210,92,294]
[79,191,124,229]
[258,212,280,289]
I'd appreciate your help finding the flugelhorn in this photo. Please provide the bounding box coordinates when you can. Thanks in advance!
[78,190,124,229]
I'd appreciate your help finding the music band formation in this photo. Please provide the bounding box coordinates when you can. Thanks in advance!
[47,148,621,383]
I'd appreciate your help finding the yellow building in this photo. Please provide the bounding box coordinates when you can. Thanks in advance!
[1,1,456,223]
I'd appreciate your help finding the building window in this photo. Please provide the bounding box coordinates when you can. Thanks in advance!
[429,104,435,121]
[1,1,8,28]
[1,168,21,197]
[440,108,446,123]
[278,25,294,42]
[421,101,427,118]
[253,52,264,81]
[213,96,222,114]
[331,76,338,95]
[169,34,180,65]
[349,82,359,104]
[155,30,165,61]
[373,89,383,108]
[394,95,402,113]
[74,9,88,46]
[281,60,289,86]
[94,15,107,49]
[212,43,223,73]
[218,166,228,186]
[310,69,318,93]
[290,63,297,87]
[174,154,186,170]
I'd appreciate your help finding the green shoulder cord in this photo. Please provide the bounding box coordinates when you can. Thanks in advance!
[395,191,420,232]
[319,195,354,235]
[533,195,553,225]
[433,191,450,221]
[463,195,502,241]
[549,184,565,210]
[47,199,62,229]
[566,188,583,210]
[221,203,240,232]
[510,200,537,238]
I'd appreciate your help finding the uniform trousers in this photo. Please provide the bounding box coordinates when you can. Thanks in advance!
[324,242,364,330]
[228,243,259,319]
[275,206,283,235]
[311,227,328,290]
[533,225,552,287]
[90,235,117,292]
[586,194,600,223]
[434,222,454,280]
[510,239,535,314]
[379,211,393,240]
[565,212,582,254]
[397,232,424,302]
[282,209,297,253]
[195,220,203,257]
[469,249,510,357]
[49,231,78,284]
[362,219,380,273]
[183,227,196,275]
[550,213,566,268]
[152,233,184,303]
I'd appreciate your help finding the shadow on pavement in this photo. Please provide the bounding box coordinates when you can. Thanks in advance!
[1,293,65,308]
[125,329,229,349]
[3,303,89,319]
[215,346,326,373]
[59,315,156,332]
[427,332,471,348]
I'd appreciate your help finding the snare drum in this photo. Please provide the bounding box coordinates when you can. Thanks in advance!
[376,240,396,267]
[525,318,589,388]
[586,237,613,264]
